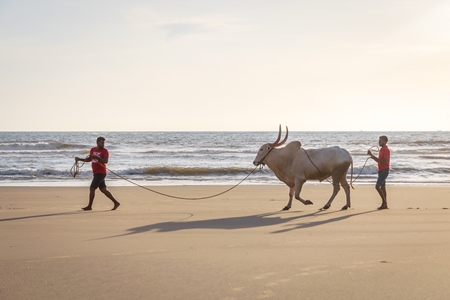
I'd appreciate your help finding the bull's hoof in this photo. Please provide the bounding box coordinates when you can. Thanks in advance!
[341,205,350,210]
[282,206,291,211]
[304,200,313,205]
[322,205,330,210]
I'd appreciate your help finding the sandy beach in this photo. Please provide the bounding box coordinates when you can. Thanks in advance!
[1,184,450,299]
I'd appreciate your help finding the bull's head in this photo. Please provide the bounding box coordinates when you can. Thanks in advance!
[253,125,289,166]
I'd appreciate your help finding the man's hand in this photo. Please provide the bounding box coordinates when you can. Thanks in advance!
[367,150,379,162]
[75,157,80,162]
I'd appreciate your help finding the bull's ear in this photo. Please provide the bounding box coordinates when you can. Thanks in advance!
[299,142,302,147]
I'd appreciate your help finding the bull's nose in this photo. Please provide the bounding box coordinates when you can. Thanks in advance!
[253,161,259,166]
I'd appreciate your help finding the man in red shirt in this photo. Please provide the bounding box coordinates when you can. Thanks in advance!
[75,137,120,211]
[368,136,390,210]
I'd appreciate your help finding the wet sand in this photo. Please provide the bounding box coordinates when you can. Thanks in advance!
[1,185,450,299]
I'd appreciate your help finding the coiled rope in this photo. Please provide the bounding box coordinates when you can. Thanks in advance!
[70,160,85,178]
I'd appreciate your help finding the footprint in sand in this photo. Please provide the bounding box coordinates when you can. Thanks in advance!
[257,289,275,299]
[296,265,329,276]
[254,272,277,280]
[266,278,291,287]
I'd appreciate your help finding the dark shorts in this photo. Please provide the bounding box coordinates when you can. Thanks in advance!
[376,169,389,186]
[90,173,107,190]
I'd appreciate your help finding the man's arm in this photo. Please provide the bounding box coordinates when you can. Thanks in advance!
[92,156,108,164]
[367,150,388,164]
[75,156,93,163]
[75,156,108,164]
[367,150,379,162]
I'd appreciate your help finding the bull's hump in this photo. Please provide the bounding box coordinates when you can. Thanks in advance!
[286,141,301,150]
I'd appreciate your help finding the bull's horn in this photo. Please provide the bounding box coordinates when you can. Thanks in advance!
[269,125,282,147]
[276,126,289,147]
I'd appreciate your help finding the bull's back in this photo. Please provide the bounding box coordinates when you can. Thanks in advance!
[322,146,352,164]
[293,146,352,178]
[299,146,351,161]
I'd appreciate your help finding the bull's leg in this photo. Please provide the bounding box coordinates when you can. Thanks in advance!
[340,175,351,210]
[282,186,295,211]
[294,179,313,206]
[322,178,341,210]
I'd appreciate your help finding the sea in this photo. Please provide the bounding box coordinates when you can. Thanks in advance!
[1,131,450,187]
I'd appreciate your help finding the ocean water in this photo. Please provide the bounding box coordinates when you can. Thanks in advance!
[0,131,450,186]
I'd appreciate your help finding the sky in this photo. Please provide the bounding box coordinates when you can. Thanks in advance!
[1,0,450,131]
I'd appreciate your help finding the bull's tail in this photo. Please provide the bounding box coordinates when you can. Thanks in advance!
[350,159,355,190]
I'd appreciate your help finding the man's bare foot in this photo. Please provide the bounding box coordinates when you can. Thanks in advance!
[82,206,92,211]
[377,205,388,210]
[112,202,120,211]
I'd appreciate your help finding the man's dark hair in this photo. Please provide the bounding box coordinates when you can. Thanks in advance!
[97,137,106,143]
[379,135,388,143]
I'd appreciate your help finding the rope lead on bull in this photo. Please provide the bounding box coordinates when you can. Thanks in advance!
[70,157,260,200]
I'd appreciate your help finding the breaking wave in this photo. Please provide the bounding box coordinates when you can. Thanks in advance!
[0,141,88,151]
[0,168,74,180]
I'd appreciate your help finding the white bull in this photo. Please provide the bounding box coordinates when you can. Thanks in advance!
[253,126,354,210]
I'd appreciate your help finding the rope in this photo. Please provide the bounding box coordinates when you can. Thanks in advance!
[350,146,379,184]
[71,145,377,199]
[70,159,85,178]
[105,166,260,200]
[70,157,260,200]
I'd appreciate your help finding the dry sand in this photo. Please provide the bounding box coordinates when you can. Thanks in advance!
[1,184,450,300]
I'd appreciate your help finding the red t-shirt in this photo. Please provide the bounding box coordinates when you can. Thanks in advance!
[90,147,109,174]
[378,146,390,171]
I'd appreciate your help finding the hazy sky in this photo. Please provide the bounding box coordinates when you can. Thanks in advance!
[1,0,449,131]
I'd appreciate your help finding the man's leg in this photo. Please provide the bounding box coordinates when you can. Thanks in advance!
[381,185,387,207]
[83,174,103,211]
[375,185,388,209]
[375,169,389,209]
[82,188,96,211]
[100,187,120,210]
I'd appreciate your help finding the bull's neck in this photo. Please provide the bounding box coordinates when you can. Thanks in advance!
[264,148,282,169]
